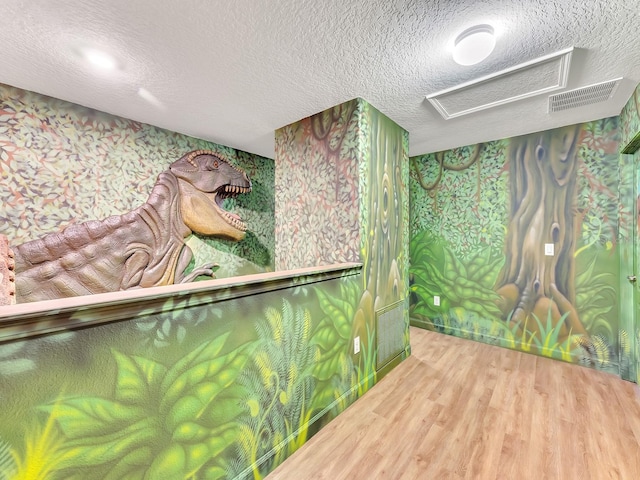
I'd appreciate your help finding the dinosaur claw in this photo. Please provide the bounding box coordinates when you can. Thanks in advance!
[179,263,221,283]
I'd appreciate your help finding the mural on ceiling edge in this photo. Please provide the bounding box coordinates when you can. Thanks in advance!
[274,99,361,269]
[275,98,410,394]
[620,82,640,150]
[409,117,628,374]
[0,272,366,480]
[0,83,275,282]
[620,82,640,383]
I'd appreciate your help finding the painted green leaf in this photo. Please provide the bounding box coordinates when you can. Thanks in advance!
[312,343,345,382]
[183,442,211,475]
[62,417,156,466]
[145,443,188,480]
[316,289,352,340]
[43,398,144,439]
[311,324,339,350]
[172,421,209,442]
[113,351,167,404]
[165,394,211,431]
[160,348,243,420]
[102,447,152,480]
[159,332,230,401]
[204,423,238,458]
[208,384,247,425]
[163,347,248,432]
[218,350,250,387]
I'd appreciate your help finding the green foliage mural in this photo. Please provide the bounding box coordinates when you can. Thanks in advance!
[0,274,374,479]
[620,82,640,153]
[230,300,316,479]
[410,118,627,373]
[355,100,411,367]
[311,278,377,412]
[312,281,360,394]
[275,98,411,386]
[274,100,361,269]
[44,334,248,479]
[620,83,640,383]
[411,142,508,256]
[410,231,503,321]
[0,90,410,479]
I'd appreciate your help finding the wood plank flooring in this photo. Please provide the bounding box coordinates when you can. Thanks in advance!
[266,327,640,480]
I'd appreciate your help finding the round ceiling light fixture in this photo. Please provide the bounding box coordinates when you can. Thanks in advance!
[452,24,496,66]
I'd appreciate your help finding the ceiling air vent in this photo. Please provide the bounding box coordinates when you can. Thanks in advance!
[426,47,573,119]
[548,78,621,113]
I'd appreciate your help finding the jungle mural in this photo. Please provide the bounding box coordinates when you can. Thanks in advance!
[621,82,640,154]
[0,93,410,479]
[410,117,632,375]
[0,83,275,281]
[275,98,411,387]
[0,270,369,480]
[275,100,361,269]
[495,125,588,340]
[355,100,411,370]
[620,82,640,383]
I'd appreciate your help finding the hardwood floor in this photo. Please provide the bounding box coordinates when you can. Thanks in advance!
[266,327,640,480]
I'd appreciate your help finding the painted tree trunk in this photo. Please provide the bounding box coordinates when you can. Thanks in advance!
[496,125,589,338]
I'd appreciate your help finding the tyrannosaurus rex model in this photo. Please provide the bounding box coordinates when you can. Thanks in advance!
[13,149,252,303]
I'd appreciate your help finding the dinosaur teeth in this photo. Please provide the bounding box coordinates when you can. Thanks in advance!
[220,209,247,232]
[222,184,251,195]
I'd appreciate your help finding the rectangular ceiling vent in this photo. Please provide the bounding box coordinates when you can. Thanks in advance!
[426,47,573,119]
[548,78,621,113]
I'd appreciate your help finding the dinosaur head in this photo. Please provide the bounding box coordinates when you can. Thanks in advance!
[170,150,252,241]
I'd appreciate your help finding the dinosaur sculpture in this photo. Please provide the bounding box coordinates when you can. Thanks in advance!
[12,149,251,303]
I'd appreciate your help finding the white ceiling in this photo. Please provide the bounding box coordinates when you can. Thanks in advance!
[1,0,639,159]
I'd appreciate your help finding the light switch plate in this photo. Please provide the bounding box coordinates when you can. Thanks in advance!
[434,295,440,306]
[545,243,554,256]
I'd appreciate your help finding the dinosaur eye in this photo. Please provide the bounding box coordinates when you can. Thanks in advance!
[212,160,219,169]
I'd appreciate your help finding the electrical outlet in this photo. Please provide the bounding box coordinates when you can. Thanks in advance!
[434,295,440,306]
[545,243,554,256]
[354,336,360,354]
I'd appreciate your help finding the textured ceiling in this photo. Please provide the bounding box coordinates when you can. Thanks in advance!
[0,0,639,158]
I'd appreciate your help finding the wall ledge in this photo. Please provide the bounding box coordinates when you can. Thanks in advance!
[0,263,362,343]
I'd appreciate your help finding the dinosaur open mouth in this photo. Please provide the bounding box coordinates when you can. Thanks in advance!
[213,184,251,232]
